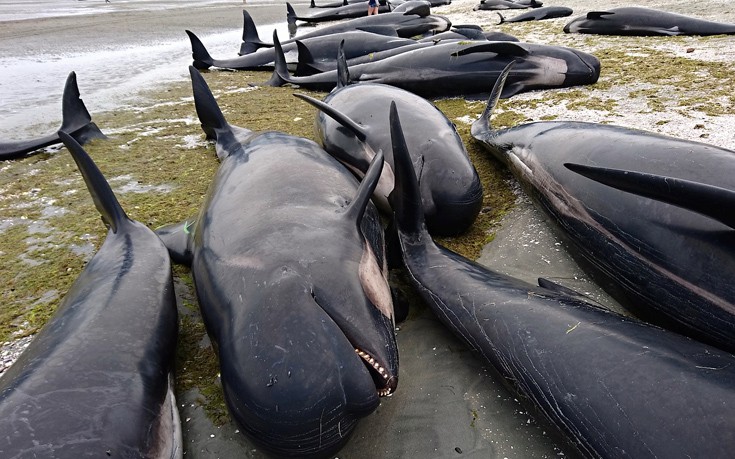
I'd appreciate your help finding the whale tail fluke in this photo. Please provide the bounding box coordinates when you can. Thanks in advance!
[564,163,735,230]
[239,9,272,55]
[496,12,505,24]
[388,102,430,240]
[470,60,514,139]
[60,71,107,145]
[58,131,128,234]
[186,30,214,70]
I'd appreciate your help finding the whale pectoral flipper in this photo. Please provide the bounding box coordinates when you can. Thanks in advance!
[452,42,529,58]
[564,162,735,229]
[586,11,615,19]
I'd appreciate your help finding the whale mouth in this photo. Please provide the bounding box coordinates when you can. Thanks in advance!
[355,348,396,397]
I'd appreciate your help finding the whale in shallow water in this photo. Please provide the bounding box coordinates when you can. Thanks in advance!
[387,97,735,459]
[0,72,106,161]
[564,7,735,36]
[470,62,735,354]
[155,67,398,457]
[0,133,180,457]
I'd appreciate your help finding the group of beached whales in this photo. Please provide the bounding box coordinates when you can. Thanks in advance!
[1,1,735,458]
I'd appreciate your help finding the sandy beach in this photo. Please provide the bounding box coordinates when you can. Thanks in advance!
[1,0,734,457]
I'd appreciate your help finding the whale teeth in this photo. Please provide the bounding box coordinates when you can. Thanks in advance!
[354,348,392,392]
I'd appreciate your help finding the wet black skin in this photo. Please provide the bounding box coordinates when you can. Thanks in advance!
[156,67,398,458]
[187,29,416,71]
[238,6,449,55]
[471,64,735,354]
[297,84,483,236]
[285,4,451,40]
[497,6,572,23]
[474,0,538,11]
[0,72,106,161]
[289,0,391,23]
[388,101,735,459]
[0,133,180,458]
[270,37,600,98]
[564,7,735,35]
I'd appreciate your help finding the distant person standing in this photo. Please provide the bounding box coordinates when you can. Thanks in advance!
[367,0,379,15]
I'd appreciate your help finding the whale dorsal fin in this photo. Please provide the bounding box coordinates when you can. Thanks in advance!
[60,72,93,133]
[186,30,214,70]
[58,131,128,234]
[60,72,107,145]
[388,102,428,238]
[265,30,294,87]
[240,10,272,55]
[287,2,298,26]
[294,40,322,76]
[470,60,514,139]
[336,40,352,89]
[564,163,735,230]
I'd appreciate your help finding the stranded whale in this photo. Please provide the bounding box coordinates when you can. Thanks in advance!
[470,62,735,354]
[0,72,106,161]
[155,67,398,457]
[388,97,735,459]
[0,133,180,457]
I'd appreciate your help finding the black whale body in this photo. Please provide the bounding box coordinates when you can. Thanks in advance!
[0,133,180,457]
[474,0,541,11]
[296,78,482,236]
[387,98,735,459]
[285,3,451,41]
[238,8,448,55]
[497,6,572,23]
[268,33,600,98]
[471,63,735,354]
[564,6,735,35]
[155,67,398,457]
[290,0,391,23]
[187,29,415,71]
[0,72,106,161]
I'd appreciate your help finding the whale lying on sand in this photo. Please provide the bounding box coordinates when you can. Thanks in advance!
[564,7,735,35]
[0,133,180,457]
[155,67,399,457]
[471,62,735,354]
[0,72,106,161]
